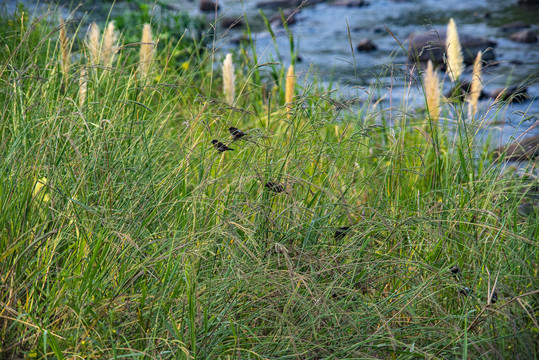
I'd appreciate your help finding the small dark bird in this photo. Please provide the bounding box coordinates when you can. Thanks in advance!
[459,287,472,296]
[229,127,247,141]
[265,181,285,193]
[334,226,351,241]
[450,265,460,276]
[211,140,234,152]
[490,291,498,304]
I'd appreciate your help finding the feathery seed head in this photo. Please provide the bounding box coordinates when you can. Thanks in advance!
[102,21,118,66]
[139,24,154,80]
[59,19,70,79]
[222,53,235,105]
[446,18,464,82]
[285,65,295,117]
[424,60,440,120]
[87,22,100,64]
[468,51,483,118]
[79,68,87,107]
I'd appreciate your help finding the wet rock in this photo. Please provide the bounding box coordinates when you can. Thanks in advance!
[518,0,539,7]
[492,135,539,161]
[356,38,377,51]
[270,8,298,25]
[408,30,496,66]
[500,21,530,33]
[488,86,528,102]
[445,80,488,101]
[509,30,538,43]
[199,0,219,12]
[331,0,368,7]
[221,16,244,29]
[257,0,300,9]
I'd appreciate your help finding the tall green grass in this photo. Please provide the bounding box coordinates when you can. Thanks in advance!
[0,6,537,359]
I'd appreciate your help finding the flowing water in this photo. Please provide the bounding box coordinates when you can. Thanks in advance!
[5,0,539,145]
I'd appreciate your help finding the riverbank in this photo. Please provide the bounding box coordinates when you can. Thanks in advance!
[0,4,538,359]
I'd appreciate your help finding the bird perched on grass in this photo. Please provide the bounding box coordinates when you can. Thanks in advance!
[229,126,247,141]
[334,226,351,242]
[265,181,286,193]
[211,140,234,152]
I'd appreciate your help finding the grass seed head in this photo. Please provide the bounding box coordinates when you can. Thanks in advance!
[446,18,464,83]
[222,53,235,105]
[467,51,483,118]
[424,60,440,120]
[139,24,154,80]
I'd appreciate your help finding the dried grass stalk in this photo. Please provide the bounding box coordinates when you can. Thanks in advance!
[222,53,235,105]
[467,51,482,118]
[285,65,295,118]
[79,68,87,107]
[102,21,118,66]
[446,18,464,83]
[86,22,100,65]
[424,60,440,120]
[59,19,70,81]
[139,24,154,80]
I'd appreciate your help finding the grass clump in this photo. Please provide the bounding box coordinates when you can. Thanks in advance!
[0,6,538,360]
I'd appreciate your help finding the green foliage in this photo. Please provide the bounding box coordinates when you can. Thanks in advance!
[114,1,211,67]
[0,5,537,360]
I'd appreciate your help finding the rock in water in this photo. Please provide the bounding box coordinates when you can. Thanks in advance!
[492,135,539,161]
[488,86,528,102]
[509,30,538,43]
[408,30,496,66]
[356,39,377,51]
[200,0,219,12]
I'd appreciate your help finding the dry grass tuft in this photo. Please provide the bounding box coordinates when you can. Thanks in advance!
[222,53,235,105]
[446,18,464,83]
[285,65,295,118]
[468,51,482,119]
[86,22,100,65]
[102,21,118,66]
[423,60,440,121]
[139,24,154,80]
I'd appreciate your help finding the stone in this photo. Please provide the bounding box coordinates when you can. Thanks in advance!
[500,21,530,33]
[356,38,377,51]
[199,0,219,12]
[331,0,368,7]
[408,30,496,66]
[270,8,298,26]
[509,30,538,43]
[492,135,539,161]
[488,86,528,102]
[221,16,244,29]
[444,80,487,101]
[257,0,300,9]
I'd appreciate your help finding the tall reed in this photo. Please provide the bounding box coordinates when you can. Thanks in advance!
[59,18,70,84]
[139,24,154,80]
[468,51,482,118]
[423,60,440,121]
[446,18,463,83]
[86,22,100,65]
[285,64,295,117]
[79,68,87,107]
[222,53,235,105]
[102,21,118,66]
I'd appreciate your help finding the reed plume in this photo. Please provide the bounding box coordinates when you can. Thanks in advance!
[423,60,440,120]
[285,65,295,118]
[467,51,482,118]
[139,24,154,80]
[446,18,464,83]
[87,22,100,65]
[59,19,70,82]
[79,68,87,107]
[222,53,235,105]
[102,21,118,66]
